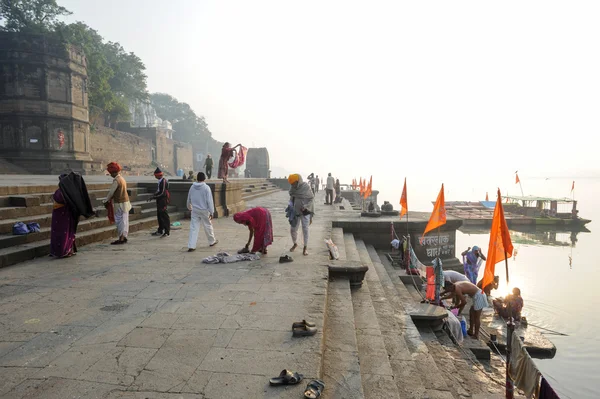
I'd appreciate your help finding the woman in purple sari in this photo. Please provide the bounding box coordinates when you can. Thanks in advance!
[50,173,94,258]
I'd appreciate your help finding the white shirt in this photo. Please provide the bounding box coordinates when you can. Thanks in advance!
[187,182,214,216]
[443,270,469,283]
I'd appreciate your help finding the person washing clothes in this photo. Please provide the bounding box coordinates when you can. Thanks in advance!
[462,246,487,284]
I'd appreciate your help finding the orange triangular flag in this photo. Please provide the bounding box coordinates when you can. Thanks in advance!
[359,178,364,196]
[485,192,489,201]
[364,176,372,199]
[482,189,514,290]
[571,181,575,192]
[423,184,446,237]
[400,178,408,218]
[515,174,520,184]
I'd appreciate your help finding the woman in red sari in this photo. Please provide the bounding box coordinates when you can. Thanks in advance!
[218,142,241,184]
[233,207,273,254]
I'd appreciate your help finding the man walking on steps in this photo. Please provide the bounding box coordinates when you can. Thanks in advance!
[149,167,170,237]
[325,173,335,205]
[204,154,213,179]
[187,172,218,251]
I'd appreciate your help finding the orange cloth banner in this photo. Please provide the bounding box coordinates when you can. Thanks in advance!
[400,178,407,218]
[481,189,514,289]
[422,184,446,237]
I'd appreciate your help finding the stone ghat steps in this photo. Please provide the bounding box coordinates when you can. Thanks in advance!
[321,228,499,398]
[0,210,184,269]
[0,187,150,221]
[373,249,509,398]
[0,205,177,250]
[0,182,117,196]
[321,227,364,399]
[0,198,173,235]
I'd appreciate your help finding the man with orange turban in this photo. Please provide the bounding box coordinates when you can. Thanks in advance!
[103,162,131,245]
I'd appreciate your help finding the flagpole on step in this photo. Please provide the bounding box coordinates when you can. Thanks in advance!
[504,248,514,399]
[436,226,442,305]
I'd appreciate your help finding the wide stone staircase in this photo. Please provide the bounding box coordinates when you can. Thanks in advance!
[322,227,508,399]
[0,178,282,268]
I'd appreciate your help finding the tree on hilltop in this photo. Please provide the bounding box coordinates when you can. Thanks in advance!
[0,0,71,34]
[56,22,148,127]
[151,93,212,143]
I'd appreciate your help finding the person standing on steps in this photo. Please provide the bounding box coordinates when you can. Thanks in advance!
[204,154,213,179]
[287,174,314,256]
[218,142,241,184]
[461,246,487,284]
[315,175,320,193]
[149,167,171,237]
[187,172,218,251]
[325,173,335,205]
[103,162,132,245]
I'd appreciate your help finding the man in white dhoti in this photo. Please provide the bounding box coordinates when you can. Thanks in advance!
[187,172,218,252]
[104,162,132,245]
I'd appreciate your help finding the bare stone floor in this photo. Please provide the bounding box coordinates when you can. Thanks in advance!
[0,190,335,398]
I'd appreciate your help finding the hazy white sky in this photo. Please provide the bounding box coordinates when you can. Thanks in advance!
[61,0,600,206]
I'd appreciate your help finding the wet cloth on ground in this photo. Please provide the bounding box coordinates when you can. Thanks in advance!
[202,252,260,264]
[445,310,464,344]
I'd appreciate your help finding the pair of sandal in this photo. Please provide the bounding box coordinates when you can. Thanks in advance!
[269,369,325,398]
[293,320,317,337]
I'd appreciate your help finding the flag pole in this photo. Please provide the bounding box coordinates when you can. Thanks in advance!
[504,250,509,285]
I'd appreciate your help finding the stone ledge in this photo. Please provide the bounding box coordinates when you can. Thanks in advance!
[328,261,369,288]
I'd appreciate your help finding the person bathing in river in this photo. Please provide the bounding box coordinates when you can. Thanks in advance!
[442,281,488,339]
[493,287,524,320]
[233,207,273,255]
[477,275,500,296]
[462,246,487,284]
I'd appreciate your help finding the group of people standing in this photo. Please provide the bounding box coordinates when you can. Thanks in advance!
[49,164,317,263]
[307,173,339,205]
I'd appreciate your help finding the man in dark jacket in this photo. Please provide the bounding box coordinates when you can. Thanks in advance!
[204,155,213,179]
[149,167,170,237]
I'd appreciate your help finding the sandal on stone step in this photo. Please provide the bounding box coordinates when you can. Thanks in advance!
[304,379,325,398]
[269,369,304,386]
[293,324,318,337]
[292,320,316,329]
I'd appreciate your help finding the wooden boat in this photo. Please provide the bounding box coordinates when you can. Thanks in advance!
[503,195,591,227]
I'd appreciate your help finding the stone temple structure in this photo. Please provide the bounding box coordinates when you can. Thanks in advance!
[0,33,98,174]
[246,147,270,178]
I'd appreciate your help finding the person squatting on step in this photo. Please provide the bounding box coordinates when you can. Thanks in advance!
[441,281,488,339]
[187,172,218,251]
[104,162,132,245]
[149,167,171,237]
[287,174,314,256]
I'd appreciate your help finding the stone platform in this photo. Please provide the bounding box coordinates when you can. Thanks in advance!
[0,190,329,398]
[0,187,521,398]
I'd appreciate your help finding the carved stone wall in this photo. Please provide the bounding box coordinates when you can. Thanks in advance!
[0,33,99,174]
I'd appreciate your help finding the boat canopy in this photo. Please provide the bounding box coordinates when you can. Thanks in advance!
[502,195,574,203]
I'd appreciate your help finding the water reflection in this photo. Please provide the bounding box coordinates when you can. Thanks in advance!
[460,225,590,248]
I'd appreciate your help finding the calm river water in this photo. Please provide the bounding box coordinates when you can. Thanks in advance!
[452,178,600,399]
